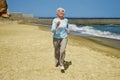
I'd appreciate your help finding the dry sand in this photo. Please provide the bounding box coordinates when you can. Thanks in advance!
[0,22,120,80]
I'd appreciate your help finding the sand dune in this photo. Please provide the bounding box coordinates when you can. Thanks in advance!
[0,22,120,80]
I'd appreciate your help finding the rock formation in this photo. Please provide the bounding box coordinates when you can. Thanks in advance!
[0,0,9,18]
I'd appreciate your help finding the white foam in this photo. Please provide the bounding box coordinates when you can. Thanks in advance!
[68,24,120,40]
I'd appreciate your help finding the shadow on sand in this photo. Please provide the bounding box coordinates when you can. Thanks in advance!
[64,61,72,70]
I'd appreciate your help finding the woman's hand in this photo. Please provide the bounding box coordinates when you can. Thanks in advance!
[56,21,60,28]
[67,29,70,34]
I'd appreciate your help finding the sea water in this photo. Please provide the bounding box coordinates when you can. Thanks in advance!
[69,24,120,49]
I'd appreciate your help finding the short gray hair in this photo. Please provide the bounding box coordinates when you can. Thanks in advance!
[56,7,65,13]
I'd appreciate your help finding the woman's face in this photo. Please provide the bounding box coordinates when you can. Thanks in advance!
[57,10,65,18]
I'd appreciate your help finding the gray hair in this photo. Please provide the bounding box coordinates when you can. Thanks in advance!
[56,7,65,13]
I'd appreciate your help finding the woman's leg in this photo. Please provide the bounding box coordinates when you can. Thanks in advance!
[59,38,68,67]
[53,38,61,67]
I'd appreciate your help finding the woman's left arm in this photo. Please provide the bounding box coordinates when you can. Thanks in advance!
[66,20,70,34]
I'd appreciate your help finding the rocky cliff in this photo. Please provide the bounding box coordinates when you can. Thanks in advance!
[0,0,9,18]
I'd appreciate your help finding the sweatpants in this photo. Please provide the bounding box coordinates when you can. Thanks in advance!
[53,38,68,66]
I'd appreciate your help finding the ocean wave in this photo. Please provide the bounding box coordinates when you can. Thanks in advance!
[69,24,120,40]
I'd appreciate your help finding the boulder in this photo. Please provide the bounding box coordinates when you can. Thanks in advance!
[0,0,9,18]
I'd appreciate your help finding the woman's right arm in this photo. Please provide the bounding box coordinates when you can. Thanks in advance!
[51,19,57,32]
[51,19,60,33]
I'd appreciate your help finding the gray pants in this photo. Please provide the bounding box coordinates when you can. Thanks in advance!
[53,38,68,66]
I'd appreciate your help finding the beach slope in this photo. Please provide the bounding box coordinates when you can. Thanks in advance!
[0,22,120,80]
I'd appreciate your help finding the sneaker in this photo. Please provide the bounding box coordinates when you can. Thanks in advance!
[60,65,65,70]
[60,66,65,73]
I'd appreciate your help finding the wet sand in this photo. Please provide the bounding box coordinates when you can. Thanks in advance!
[88,36,120,49]
[0,22,120,80]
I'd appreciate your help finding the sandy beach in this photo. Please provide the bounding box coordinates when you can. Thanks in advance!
[0,22,120,80]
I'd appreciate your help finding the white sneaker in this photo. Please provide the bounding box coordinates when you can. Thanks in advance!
[60,66,65,73]
[60,66,65,70]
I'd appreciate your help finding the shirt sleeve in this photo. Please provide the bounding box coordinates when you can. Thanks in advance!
[66,19,69,29]
[51,19,57,33]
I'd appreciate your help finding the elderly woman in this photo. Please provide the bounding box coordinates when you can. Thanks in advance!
[51,8,70,73]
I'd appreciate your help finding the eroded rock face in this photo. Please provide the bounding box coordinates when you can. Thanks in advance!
[0,0,9,18]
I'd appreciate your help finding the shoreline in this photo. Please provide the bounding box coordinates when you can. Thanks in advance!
[68,34,120,58]
[88,36,120,49]
[71,32,120,49]
[36,24,120,55]
[32,23,120,58]
[31,22,120,50]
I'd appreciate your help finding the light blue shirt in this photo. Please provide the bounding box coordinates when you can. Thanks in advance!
[51,18,68,39]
